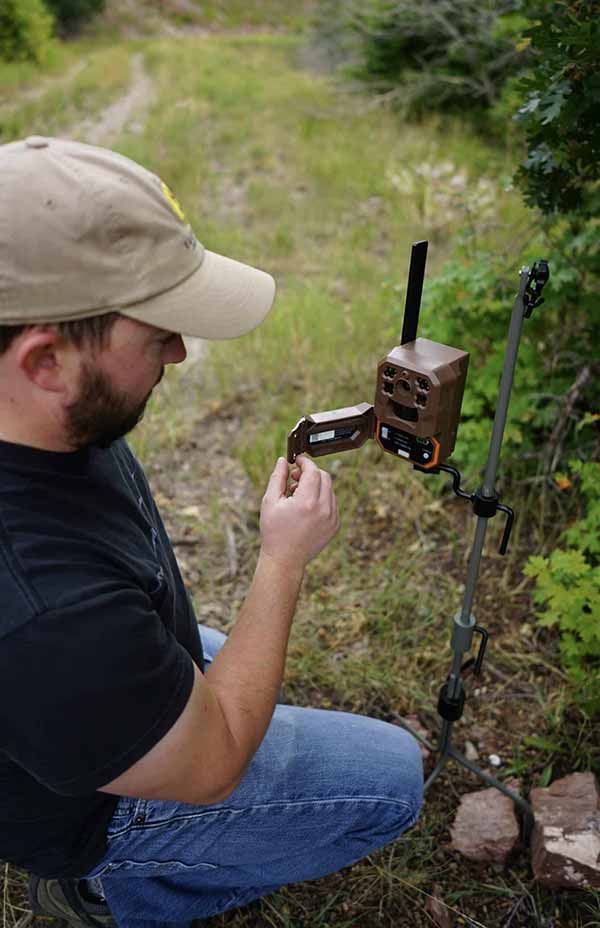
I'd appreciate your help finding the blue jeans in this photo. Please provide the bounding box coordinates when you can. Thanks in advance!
[84,626,423,927]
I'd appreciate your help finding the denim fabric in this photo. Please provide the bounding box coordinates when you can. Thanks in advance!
[84,626,423,927]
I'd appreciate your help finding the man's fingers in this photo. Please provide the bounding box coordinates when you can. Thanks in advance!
[318,469,333,500]
[295,456,334,504]
[265,457,290,500]
[295,454,321,474]
[287,465,299,496]
[293,454,321,501]
[264,456,322,502]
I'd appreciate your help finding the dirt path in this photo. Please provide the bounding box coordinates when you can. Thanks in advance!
[68,51,154,146]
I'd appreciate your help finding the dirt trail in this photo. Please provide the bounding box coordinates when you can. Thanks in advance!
[68,51,154,146]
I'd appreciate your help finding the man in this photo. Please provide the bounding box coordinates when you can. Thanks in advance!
[0,136,423,928]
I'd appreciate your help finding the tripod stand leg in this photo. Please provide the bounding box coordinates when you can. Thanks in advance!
[423,719,454,791]
[448,746,535,842]
[424,752,450,792]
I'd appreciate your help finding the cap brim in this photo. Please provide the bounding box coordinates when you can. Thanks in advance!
[120,250,276,340]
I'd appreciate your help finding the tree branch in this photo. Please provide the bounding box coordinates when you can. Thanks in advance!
[544,364,592,474]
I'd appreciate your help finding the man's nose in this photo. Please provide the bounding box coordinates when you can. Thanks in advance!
[165,334,187,365]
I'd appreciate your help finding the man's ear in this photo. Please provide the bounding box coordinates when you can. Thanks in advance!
[15,329,71,394]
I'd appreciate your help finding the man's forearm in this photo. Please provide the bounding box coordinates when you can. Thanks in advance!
[203,550,305,779]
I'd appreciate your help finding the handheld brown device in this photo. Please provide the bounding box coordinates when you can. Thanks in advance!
[286,245,551,844]
[287,241,469,469]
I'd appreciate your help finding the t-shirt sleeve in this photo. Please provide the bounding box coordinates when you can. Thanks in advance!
[0,587,195,797]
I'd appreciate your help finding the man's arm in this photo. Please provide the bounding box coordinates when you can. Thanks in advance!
[98,455,339,805]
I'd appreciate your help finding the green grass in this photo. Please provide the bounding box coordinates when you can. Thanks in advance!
[115,35,530,480]
[185,0,314,31]
[117,22,596,911]
[86,0,314,40]
[0,39,67,94]
[0,41,135,143]
[2,15,598,928]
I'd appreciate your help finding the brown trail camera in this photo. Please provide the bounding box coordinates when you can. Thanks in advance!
[287,241,469,469]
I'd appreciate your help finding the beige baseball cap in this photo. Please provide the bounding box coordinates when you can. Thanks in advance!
[0,136,276,339]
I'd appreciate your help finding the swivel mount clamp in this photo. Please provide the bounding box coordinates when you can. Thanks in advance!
[438,624,489,722]
[523,259,550,318]
[472,489,514,555]
[414,463,515,554]
[438,679,465,722]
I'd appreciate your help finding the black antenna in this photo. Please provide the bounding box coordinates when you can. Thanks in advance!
[401,240,428,345]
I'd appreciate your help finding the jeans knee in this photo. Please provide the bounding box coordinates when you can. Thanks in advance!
[385,726,424,827]
[407,726,425,786]
[349,742,423,852]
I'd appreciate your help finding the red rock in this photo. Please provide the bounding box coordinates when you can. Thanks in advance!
[530,772,600,890]
[449,780,521,863]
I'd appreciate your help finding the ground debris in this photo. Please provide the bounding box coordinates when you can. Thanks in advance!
[449,779,521,864]
[425,884,453,928]
[530,771,600,890]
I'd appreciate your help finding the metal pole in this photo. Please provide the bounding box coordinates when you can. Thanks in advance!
[396,262,549,844]
[458,268,530,624]
[482,269,531,496]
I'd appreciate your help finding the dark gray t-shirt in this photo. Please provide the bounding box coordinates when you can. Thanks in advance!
[0,438,202,877]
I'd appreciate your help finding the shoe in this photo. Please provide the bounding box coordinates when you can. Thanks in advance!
[28,874,117,928]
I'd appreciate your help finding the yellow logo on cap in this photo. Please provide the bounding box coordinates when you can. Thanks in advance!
[160,180,187,223]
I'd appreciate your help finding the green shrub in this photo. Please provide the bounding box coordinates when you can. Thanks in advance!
[525,458,600,714]
[419,225,599,483]
[0,0,54,64]
[383,0,599,488]
[42,0,106,35]
[510,3,599,717]
[312,0,529,116]
[512,0,600,216]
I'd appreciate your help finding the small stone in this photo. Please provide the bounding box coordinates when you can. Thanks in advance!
[530,772,600,890]
[488,754,502,767]
[450,780,521,863]
[464,740,479,762]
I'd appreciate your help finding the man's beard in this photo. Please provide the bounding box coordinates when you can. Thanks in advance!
[64,362,162,450]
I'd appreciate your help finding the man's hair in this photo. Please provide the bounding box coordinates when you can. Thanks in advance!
[0,313,120,356]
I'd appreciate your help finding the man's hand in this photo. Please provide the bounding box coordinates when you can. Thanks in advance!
[259,455,340,573]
